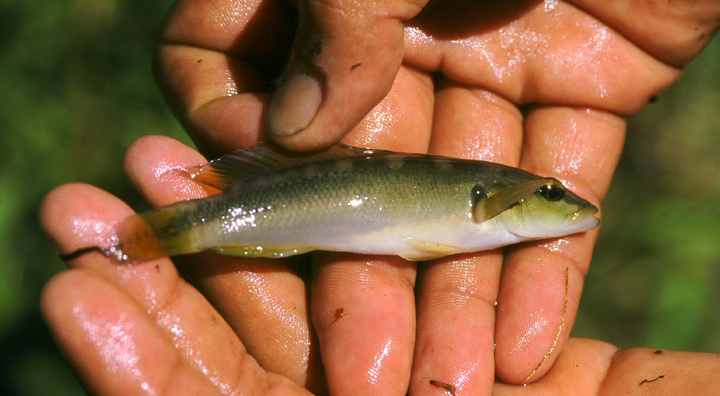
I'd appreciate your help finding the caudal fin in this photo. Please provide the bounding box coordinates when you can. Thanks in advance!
[114,207,198,261]
[60,208,199,262]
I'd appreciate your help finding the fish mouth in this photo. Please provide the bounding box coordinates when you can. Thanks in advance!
[568,205,600,227]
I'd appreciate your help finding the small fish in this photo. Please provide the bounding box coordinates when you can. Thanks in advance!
[63,144,600,262]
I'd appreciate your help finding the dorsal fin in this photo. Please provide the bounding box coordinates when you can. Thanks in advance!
[179,143,388,191]
[472,178,551,223]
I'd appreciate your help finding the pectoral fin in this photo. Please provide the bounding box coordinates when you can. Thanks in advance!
[472,179,551,223]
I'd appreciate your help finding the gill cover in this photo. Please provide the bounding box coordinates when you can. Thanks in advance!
[471,178,562,223]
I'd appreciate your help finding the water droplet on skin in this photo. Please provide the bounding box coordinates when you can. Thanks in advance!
[73,304,157,394]
[70,215,116,248]
[366,339,393,385]
[403,26,434,49]
[156,309,238,395]
[513,310,549,353]
[353,101,399,147]
[154,160,208,202]
[452,359,481,392]
[537,238,570,253]
[239,271,313,369]
[543,0,559,12]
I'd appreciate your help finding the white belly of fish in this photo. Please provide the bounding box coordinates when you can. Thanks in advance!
[193,210,520,261]
[335,216,521,260]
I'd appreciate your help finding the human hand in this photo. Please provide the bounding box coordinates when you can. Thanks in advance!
[41,135,720,396]
[43,0,720,395]
[40,175,720,396]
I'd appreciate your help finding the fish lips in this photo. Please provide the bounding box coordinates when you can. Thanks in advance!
[568,204,601,230]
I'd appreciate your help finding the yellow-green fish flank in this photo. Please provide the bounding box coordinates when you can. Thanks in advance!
[71,144,600,262]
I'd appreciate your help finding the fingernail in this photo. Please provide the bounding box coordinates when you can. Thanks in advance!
[267,68,322,136]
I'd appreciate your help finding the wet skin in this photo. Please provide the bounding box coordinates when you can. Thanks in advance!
[41,1,720,395]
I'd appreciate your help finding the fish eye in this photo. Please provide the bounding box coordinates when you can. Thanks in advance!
[538,183,565,201]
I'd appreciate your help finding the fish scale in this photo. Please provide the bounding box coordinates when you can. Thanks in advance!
[200,158,466,255]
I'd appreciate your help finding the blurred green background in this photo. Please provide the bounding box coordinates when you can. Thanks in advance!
[1,0,719,394]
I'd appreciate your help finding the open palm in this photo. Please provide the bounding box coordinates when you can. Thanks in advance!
[43,0,720,395]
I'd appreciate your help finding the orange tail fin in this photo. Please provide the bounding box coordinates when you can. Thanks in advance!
[115,208,198,261]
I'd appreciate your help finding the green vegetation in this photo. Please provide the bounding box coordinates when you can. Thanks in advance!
[0,0,718,394]
[1,0,185,394]
[577,40,720,351]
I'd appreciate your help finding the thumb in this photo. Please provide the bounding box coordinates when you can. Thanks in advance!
[267,0,426,151]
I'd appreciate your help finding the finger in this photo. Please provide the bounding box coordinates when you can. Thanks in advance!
[155,0,297,155]
[40,182,184,302]
[343,66,435,151]
[569,0,720,66]
[268,0,427,150]
[180,254,326,394]
[42,270,223,396]
[411,253,501,395]
[309,65,433,396]
[495,106,625,383]
[312,254,417,396]
[404,1,681,114]
[42,270,308,395]
[427,84,524,165]
[596,346,720,395]
[122,136,325,392]
[410,83,523,395]
[493,338,617,395]
[40,183,305,394]
[494,338,720,395]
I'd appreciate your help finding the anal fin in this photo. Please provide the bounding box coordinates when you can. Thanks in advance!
[472,179,550,223]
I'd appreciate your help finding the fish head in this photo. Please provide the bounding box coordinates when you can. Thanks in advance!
[491,178,600,239]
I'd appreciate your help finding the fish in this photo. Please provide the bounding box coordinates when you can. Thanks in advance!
[62,144,600,262]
